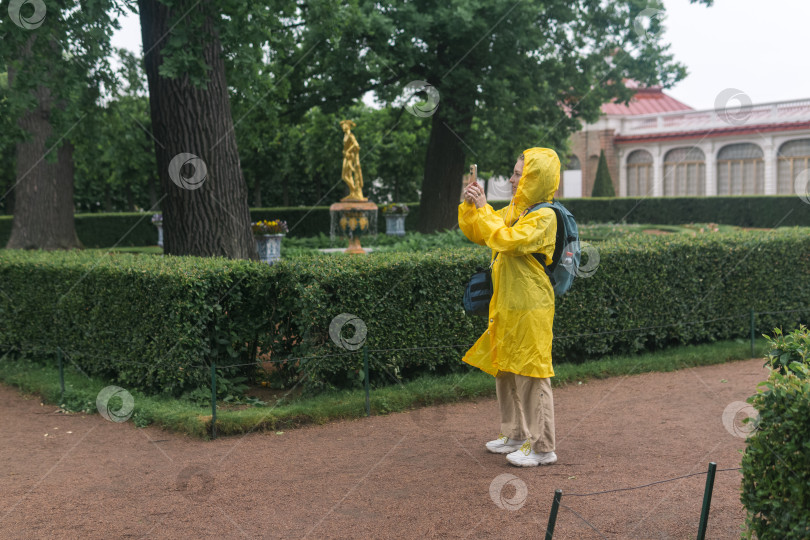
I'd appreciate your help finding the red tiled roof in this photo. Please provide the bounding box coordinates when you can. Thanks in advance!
[601,86,693,116]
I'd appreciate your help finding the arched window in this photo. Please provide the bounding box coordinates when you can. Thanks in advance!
[777,139,810,195]
[565,155,581,170]
[717,143,764,195]
[663,147,705,196]
[626,150,653,197]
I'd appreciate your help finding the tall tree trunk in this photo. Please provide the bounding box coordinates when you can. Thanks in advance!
[417,104,472,233]
[138,0,257,259]
[6,78,81,250]
[2,175,14,215]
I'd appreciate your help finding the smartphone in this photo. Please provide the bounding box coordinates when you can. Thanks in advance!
[469,164,477,183]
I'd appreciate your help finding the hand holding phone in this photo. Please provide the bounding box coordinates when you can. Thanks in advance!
[465,164,486,208]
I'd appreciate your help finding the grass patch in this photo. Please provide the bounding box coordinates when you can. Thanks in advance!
[0,337,768,439]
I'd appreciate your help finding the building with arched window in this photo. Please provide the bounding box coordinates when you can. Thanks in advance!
[564,84,810,198]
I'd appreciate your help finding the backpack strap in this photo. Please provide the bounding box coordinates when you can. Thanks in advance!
[521,202,558,285]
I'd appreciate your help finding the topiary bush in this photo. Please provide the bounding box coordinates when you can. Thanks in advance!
[591,149,615,197]
[741,326,810,539]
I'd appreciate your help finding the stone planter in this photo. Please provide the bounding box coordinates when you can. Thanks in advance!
[255,234,284,265]
[384,214,408,236]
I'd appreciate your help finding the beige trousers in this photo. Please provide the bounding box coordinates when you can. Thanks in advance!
[496,371,555,453]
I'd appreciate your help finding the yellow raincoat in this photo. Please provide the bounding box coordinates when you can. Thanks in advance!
[458,147,561,378]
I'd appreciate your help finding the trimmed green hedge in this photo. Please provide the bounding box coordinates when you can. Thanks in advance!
[562,196,810,227]
[0,251,276,395]
[1,228,808,395]
[268,228,810,391]
[2,196,807,247]
[741,326,810,539]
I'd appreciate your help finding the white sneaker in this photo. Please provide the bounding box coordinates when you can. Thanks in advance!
[506,441,558,467]
[485,433,526,454]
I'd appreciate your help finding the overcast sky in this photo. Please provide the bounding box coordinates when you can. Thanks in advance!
[112,0,810,111]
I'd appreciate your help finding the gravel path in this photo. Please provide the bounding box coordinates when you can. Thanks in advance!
[0,358,765,539]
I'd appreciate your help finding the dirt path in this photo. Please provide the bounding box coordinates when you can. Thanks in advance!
[0,359,766,539]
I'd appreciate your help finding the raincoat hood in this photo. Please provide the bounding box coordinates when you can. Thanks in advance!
[506,147,561,224]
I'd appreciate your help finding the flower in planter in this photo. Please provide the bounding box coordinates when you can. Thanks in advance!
[252,219,289,235]
[151,213,163,224]
[382,203,409,215]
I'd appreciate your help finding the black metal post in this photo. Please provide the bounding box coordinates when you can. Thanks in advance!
[363,346,370,417]
[57,347,65,403]
[750,309,756,357]
[697,462,717,540]
[211,363,217,439]
[546,489,562,540]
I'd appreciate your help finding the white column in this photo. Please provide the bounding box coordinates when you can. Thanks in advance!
[763,137,776,194]
[618,149,626,197]
[652,145,663,197]
[704,141,717,196]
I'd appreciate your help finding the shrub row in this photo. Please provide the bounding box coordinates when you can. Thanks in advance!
[268,228,810,391]
[1,228,808,395]
[2,196,807,247]
[741,326,810,539]
[0,251,276,396]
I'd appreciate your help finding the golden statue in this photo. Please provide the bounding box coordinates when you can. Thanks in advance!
[340,119,366,201]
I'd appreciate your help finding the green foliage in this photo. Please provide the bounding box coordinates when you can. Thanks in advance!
[240,104,430,208]
[0,0,122,177]
[764,325,810,377]
[267,228,810,392]
[741,326,810,539]
[73,50,158,213]
[2,228,807,396]
[591,150,615,197]
[360,0,705,175]
[0,250,276,395]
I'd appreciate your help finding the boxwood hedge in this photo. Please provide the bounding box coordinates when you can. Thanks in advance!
[1,196,807,247]
[0,228,808,395]
[741,326,810,539]
[0,251,277,395]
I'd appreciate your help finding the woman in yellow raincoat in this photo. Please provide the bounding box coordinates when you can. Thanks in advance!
[459,147,560,467]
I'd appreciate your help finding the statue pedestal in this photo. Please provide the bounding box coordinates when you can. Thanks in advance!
[329,200,378,255]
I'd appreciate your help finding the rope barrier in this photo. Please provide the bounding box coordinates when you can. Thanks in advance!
[564,467,741,497]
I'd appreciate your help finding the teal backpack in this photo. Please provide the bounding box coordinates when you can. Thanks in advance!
[524,201,580,296]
